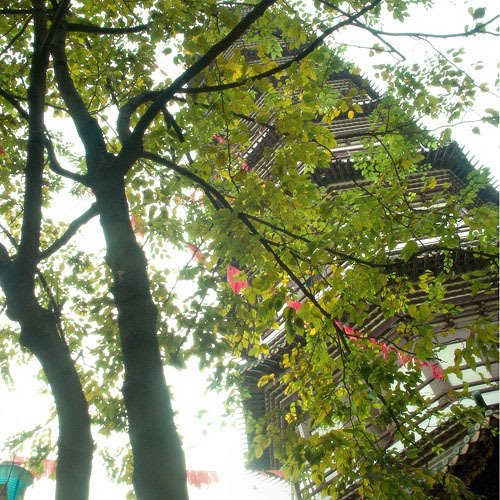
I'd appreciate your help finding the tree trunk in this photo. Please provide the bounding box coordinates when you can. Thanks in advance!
[0,2,93,497]
[94,172,188,499]
[0,266,93,500]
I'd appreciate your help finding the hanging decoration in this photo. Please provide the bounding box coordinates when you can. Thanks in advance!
[259,469,285,479]
[334,320,443,379]
[227,265,248,294]
[286,300,302,312]
[186,243,204,263]
[186,470,219,489]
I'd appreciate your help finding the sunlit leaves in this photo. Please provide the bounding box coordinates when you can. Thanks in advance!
[0,0,498,496]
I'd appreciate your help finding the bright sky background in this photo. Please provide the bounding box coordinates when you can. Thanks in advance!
[331,0,500,182]
[0,1,498,498]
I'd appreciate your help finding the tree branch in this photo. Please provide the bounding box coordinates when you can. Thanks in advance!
[182,0,382,95]
[0,87,30,121]
[162,106,185,142]
[0,87,89,185]
[172,94,276,132]
[117,90,160,140]
[17,0,49,269]
[51,22,108,169]
[317,0,405,61]
[0,8,32,15]
[39,204,99,260]
[0,224,19,251]
[67,21,150,35]
[242,212,499,268]
[239,212,333,316]
[0,14,32,57]
[0,85,72,114]
[121,0,278,167]
[141,151,331,315]
[141,151,230,209]
[353,14,499,39]
[44,133,90,185]
[418,36,500,99]
[40,0,72,56]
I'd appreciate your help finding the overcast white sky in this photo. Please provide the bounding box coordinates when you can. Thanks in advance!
[332,0,500,182]
[0,1,498,498]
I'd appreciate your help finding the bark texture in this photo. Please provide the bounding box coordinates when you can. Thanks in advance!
[0,264,94,499]
[94,171,188,500]
[0,2,94,497]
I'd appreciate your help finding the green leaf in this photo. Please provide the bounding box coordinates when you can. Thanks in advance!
[400,240,419,262]
[472,7,486,19]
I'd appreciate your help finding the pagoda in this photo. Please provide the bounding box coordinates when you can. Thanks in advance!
[228,35,499,499]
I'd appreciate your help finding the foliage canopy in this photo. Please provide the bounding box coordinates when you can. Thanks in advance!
[0,0,498,498]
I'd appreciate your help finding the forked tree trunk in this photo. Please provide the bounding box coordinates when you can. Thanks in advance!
[0,266,93,500]
[94,172,188,499]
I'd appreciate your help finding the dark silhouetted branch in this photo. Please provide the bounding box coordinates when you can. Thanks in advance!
[122,0,278,166]
[67,22,150,35]
[183,0,381,94]
[39,204,99,260]
[40,0,71,56]
[117,90,160,140]
[0,9,32,15]
[0,87,89,184]
[0,14,32,57]
[51,23,108,168]
[17,0,49,268]
[44,134,90,185]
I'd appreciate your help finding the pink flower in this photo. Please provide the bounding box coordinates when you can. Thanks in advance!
[241,161,249,171]
[287,300,302,312]
[227,265,248,294]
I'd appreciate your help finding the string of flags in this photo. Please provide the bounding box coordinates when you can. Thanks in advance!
[224,265,443,380]
[333,319,443,379]
[184,250,445,380]
[6,457,220,489]
[186,470,219,489]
